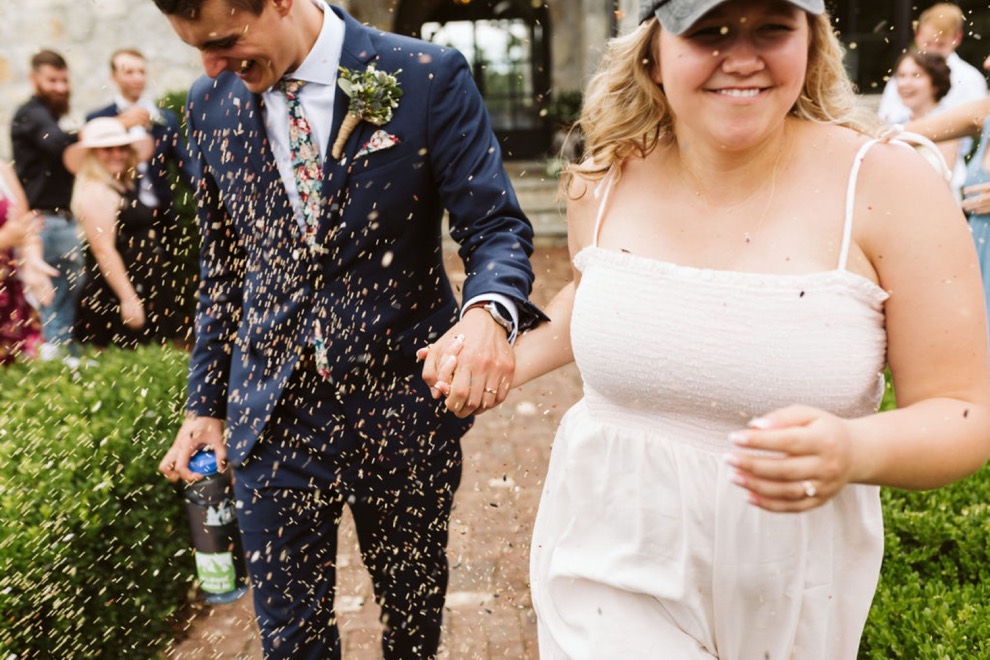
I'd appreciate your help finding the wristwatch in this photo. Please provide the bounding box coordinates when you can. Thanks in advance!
[467,301,514,337]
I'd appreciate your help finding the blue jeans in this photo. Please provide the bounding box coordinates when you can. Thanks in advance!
[39,215,84,347]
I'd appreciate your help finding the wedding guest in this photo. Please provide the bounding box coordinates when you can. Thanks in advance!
[64,117,162,348]
[0,161,55,365]
[889,50,963,196]
[87,48,197,339]
[151,0,546,657]
[11,49,83,358]
[429,1,990,657]
[909,96,990,337]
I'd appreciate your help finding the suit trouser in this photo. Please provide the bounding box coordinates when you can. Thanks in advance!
[233,362,462,659]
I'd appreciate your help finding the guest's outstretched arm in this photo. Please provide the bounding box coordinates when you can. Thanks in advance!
[907,97,990,142]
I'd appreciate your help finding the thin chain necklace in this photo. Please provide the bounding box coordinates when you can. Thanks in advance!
[679,130,788,246]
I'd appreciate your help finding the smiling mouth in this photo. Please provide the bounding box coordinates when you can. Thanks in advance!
[716,88,762,98]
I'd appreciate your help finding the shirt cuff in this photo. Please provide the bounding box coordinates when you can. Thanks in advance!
[461,293,519,344]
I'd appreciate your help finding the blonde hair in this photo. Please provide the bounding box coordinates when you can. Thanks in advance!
[69,149,138,218]
[917,3,965,38]
[567,11,879,189]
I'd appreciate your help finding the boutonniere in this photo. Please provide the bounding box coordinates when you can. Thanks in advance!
[331,64,403,159]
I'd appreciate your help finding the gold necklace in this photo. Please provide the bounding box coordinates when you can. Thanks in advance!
[679,133,788,246]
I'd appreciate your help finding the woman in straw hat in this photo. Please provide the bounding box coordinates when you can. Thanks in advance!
[445,0,990,656]
[64,117,163,348]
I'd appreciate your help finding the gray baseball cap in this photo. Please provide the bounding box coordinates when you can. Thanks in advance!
[639,0,825,33]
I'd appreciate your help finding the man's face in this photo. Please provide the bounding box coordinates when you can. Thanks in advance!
[112,53,148,103]
[167,0,296,93]
[915,23,960,59]
[30,64,71,117]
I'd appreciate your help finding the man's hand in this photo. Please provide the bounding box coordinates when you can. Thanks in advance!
[159,415,226,483]
[962,181,990,216]
[418,307,514,418]
[116,106,152,131]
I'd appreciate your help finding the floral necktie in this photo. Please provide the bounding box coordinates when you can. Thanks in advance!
[276,78,324,255]
[276,78,331,379]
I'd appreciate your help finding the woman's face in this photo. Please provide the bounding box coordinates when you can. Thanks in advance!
[94,145,132,177]
[895,57,937,117]
[653,0,811,150]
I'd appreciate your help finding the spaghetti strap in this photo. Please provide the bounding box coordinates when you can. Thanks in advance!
[839,139,879,272]
[839,132,950,271]
[591,167,618,248]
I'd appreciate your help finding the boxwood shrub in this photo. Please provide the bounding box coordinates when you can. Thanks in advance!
[0,345,193,657]
[859,378,990,657]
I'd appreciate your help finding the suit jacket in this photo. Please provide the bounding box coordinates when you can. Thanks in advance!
[86,102,197,222]
[184,7,545,470]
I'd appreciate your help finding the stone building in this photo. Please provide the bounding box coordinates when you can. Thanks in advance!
[1,1,988,160]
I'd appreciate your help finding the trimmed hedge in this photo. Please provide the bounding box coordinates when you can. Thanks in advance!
[0,346,193,657]
[859,380,990,657]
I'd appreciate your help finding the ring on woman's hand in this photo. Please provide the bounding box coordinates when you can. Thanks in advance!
[484,387,498,395]
[801,480,817,498]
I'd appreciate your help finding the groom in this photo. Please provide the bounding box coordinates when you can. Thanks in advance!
[153,0,545,657]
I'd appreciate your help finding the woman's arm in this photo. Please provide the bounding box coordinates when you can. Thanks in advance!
[728,141,990,512]
[511,171,605,388]
[906,97,990,142]
[0,162,56,306]
[73,183,145,329]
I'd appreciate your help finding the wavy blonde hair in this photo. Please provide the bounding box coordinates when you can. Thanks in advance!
[70,150,138,218]
[566,11,880,191]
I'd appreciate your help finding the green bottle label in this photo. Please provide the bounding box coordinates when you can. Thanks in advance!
[195,551,236,593]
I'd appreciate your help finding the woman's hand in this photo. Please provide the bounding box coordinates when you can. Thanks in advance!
[19,256,58,308]
[962,181,990,216]
[120,295,146,330]
[724,405,857,513]
[0,210,40,251]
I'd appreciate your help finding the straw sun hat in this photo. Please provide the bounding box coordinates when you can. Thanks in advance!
[63,117,154,174]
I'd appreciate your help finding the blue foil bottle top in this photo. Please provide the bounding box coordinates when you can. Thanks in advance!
[188,450,219,477]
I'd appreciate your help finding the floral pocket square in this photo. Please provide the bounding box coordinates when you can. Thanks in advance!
[356,130,400,158]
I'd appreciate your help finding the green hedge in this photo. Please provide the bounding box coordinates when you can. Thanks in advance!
[0,346,193,657]
[859,379,990,657]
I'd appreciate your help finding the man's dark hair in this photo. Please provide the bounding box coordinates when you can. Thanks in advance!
[153,0,265,18]
[30,49,68,72]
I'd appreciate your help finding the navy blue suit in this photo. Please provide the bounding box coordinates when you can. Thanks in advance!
[86,103,197,337]
[183,7,543,658]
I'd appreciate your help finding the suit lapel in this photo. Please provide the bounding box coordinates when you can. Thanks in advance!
[317,9,376,246]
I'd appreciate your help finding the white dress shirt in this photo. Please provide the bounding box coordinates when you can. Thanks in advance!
[261,0,343,228]
[115,93,162,208]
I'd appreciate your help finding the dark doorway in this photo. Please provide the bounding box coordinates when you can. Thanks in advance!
[394,0,552,159]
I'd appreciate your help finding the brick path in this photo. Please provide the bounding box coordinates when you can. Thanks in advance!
[164,243,578,659]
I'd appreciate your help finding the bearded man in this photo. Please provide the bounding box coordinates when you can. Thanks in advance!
[11,49,83,356]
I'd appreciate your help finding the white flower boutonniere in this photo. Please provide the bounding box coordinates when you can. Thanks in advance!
[331,64,403,159]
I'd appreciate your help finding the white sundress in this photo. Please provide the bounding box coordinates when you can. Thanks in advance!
[530,141,890,659]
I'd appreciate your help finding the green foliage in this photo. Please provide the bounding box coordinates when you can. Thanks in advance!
[0,346,193,657]
[545,90,583,128]
[157,89,200,339]
[859,373,990,657]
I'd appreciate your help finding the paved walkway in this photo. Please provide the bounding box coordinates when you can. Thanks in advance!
[164,243,578,659]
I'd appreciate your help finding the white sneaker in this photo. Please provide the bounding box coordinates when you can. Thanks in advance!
[38,343,61,361]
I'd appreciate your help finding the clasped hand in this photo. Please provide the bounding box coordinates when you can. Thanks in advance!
[417,308,514,418]
[724,404,856,512]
